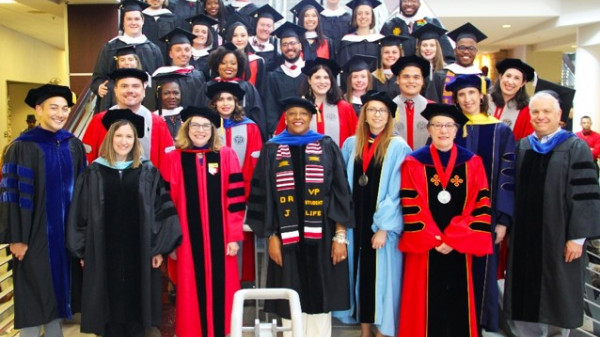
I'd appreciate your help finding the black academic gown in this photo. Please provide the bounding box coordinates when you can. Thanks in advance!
[252,37,279,72]
[320,12,352,51]
[67,162,182,335]
[147,68,207,111]
[505,135,600,329]
[263,67,306,135]
[143,11,178,65]
[0,128,86,329]
[91,38,164,96]
[380,17,455,64]
[168,0,202,29]
[246,136,354,318]
[372,74,400,101]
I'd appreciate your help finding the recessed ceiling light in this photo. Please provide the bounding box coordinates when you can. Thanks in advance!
[0,0,16,3]
[571,45,577,48]
[502,24,511,28]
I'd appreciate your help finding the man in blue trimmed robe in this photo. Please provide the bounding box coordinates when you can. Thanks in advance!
[0,84,86,337]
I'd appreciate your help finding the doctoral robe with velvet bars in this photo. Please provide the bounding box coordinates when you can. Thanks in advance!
[0,127,86,328]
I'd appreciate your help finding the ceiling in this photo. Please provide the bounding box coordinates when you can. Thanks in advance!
[1,0,599,52]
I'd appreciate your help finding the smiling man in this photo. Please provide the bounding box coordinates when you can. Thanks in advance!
[426,22,487,104]
[504,91,600,337]
[0,84,87,337]
[83,68,173,168]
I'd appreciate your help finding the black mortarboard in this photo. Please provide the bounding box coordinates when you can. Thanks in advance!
[342,54,377,74]
[102,109,145,138]
[206,81,245,101]
[109,68,149,82]
[250,4,284,23]
[290,0,325,18]
[391,55,430,77]
[496,58,536,82]
[180,106,221,127]
[445,74,491,94]
[346,0,382,10]
[160,28,196,46]
[221,12,250,39]
[26,114,36,122]
[302,57,341,77]
[411,22,447,41]
[115,45,137,58]
[118,0,148,13]
[186,14,219,28]
[534,78,576,116]
[25,84,75,108]
[377,35,409,48]
[153,72,185,85]
[271,21,307,39]
[280,97,318,114]
[221,42,238,51]
[421,103,468,126]
[361,90,397,118]
[447,22,487,43]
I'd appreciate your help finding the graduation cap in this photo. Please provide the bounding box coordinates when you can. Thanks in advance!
[411,22,447,41]
[160,28,196,46]
[114,45,137,58]
[302,57,341,77]
[447,22,487,43]
[421,103,468,126]
[341,54,377,74]
[271,21,306,39]
[118,0,149,13]
[206,81,245,101]
[221,42,238,51]
[25,84,75,108]
[186,14,219,28]
[361,90,397,117]
[109,68,149,82]
[445,74,491,94]
[290,0,325,18]
[250,4,284,23]
[391,55,430,77]
[26,114,36,122]
[153,71,185,85]
[221,12,251,39]
[346,0,382,10]
[496,58,535,82]
[280,97,318,114]
[377,35,409,48]
[534,78,576,117]
[102,109,145,138]
[180,106,221,127]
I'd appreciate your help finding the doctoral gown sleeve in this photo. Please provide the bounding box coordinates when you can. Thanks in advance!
[147,165,182,256]
[66,167,92,259]
[398,157,444,253]
[221,148,245,243]
[565,138,600,240]
[442,155,493,256]
[494,124,516,228]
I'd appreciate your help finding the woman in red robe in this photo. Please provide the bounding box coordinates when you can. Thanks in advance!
[398,103,493,337]
[160,107,245,337]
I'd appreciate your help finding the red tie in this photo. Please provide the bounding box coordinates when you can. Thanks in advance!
[252,39,265,51]
[289,65,297,70]
[405,99,415,149]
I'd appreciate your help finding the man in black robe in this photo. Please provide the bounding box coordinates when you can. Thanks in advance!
[91,0,164,105]
[504,91,600,336]
[247,97,354,335]
[263,22,307,136]
[0,84,86,337]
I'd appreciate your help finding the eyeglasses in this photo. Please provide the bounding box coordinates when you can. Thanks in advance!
[456,45,477,52]
[281,41,300,48]
[189,122,212,131]
[429,123,458,130]
[366,107,389,115]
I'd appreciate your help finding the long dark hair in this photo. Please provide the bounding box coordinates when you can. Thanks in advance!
[298,6,326,45]
[201,0,226,29]
[298,64,343,105]
[489,78,530,110]
[207,46,247,79]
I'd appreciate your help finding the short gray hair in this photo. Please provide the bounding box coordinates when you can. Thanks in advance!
[529,91,561,112]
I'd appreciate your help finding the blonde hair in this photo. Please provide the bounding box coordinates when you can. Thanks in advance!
[354,101,395,165]
[99,120,143,168]
[175,117,223,151]
[415,38,445,72]
[373,45,404,84]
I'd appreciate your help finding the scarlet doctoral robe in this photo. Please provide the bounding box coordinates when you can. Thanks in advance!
[398,145,493,337]
[161,147,245,337]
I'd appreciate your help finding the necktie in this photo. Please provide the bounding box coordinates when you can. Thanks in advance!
[405,99,415,149]
[252,39,265,51]
[289,65,297,70]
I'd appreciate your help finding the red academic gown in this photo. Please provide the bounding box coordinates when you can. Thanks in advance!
[160,147,245,337]
[274,100,357,148]
[82,110,173,167]
[222,119,263,281]
[398,145,493,337]
[493,105,534,140]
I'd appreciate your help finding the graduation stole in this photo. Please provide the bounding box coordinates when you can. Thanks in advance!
[441,71,456,104]
[274,142,326,246]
